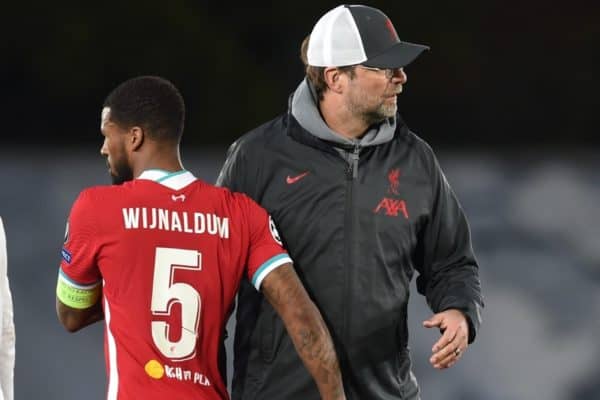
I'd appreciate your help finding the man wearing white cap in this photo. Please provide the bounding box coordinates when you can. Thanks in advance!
[0,217,15,400]
[218,5,483,399]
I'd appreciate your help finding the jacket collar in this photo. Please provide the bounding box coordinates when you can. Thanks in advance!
[289,78,399,148]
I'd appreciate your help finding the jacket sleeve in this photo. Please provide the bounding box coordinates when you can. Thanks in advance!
[414,151,483,343]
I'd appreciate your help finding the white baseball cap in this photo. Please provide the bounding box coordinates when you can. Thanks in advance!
[307,5,429,68]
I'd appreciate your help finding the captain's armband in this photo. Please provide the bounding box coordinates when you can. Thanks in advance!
[56,270,101,309]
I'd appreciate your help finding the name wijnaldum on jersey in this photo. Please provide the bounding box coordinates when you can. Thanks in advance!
[122,207,229,238]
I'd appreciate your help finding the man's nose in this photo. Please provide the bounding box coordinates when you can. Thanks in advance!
[392,68,407,84]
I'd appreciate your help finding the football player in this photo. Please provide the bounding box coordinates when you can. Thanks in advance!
[56,76,345,400]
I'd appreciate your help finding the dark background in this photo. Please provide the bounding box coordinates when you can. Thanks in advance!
[2,0,598,150]
[1,1,599,399]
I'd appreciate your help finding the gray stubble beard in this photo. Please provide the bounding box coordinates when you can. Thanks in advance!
[346,83,398,127]
[355,99,397,127]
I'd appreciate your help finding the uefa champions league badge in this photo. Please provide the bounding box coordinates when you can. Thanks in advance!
[269,216,283,245]
[61,247,72,264]
[61,222,72,262]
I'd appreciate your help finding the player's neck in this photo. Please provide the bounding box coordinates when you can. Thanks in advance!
[132,148,185,179]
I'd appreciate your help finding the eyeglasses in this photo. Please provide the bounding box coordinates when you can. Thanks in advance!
[357,65,402,79]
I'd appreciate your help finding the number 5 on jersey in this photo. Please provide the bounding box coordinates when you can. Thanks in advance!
[151,247,201,361]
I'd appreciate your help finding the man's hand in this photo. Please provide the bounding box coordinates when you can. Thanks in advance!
[423,309,469,369]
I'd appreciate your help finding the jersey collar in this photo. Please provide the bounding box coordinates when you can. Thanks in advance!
[137,169,197,190]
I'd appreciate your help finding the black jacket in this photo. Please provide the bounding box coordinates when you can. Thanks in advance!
[217,111,483,400]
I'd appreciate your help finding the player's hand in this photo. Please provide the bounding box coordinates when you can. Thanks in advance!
[423,309,469,369]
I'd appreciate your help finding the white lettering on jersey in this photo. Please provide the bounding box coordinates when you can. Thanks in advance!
[158,209,169,230]
[122,208,140,229]
[122,208,230,239]
[171,212,182,232]
[182,212,193,233]
[161,364,211,386]
[217,216,229,239]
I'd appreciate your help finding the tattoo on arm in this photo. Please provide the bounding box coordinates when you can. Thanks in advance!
[262,264,345,399]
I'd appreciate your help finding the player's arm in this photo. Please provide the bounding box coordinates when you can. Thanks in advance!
[56,190,104,333]
[56,271,103,332]
[241,194,345,399]
[261,263,346,400]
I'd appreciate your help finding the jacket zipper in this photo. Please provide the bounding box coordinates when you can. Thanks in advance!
[342,144,360,349]
[350,145,360,179]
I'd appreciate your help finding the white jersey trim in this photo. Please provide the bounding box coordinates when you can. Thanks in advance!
[104,287,119,400]
[137,170,197,191]
[251,253,292,290]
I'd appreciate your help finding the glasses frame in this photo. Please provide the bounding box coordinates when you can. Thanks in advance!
[357,65,400,79]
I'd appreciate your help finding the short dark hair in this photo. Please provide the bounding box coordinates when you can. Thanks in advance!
[300,35,355,102]
[103,76,185,143]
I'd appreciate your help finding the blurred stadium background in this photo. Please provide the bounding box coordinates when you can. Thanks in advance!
[1,1,598,399]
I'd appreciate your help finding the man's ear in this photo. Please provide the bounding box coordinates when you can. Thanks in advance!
[129,126,144,151]
[323,67,345,94]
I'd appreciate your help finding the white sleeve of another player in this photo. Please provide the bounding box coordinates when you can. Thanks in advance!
[0,217,15,400]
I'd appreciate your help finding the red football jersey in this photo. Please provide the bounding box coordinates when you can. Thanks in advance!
[59,170,291,400]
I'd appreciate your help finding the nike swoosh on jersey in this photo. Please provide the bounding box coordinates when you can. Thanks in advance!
[286,172,309,184]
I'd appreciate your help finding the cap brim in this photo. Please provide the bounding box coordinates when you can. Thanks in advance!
[363,41,429,68]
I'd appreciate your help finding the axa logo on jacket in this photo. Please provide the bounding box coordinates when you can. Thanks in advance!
[374,168,409,218]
